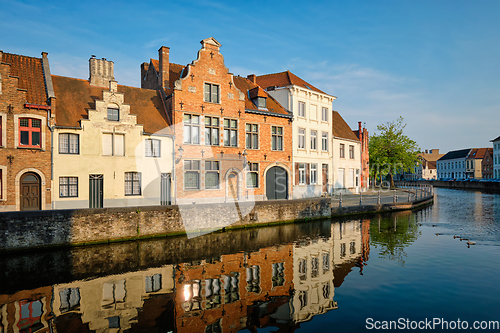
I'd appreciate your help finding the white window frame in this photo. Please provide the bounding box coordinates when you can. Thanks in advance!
[310,130,317,150]
[145,138,161,157]
[299,163,306,185]
[310,163,317,184]
[321,132,328,152]
[271,126,283,151]
[321,107,328,122]
[204,83,220,103]
[298,101,305,118]
[298,128,305,149]
[183,114,200,144]
[102,133,125,156]
[59,133,80,154]
[205,160,220,189]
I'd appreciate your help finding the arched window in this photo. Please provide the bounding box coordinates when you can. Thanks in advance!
[19,118,41,148]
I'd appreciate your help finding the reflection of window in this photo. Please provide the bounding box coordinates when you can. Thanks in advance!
[18,300,43,333]
[145,274,162,293]
[205,116,219,146]
[298,258,307,281]
[205,319,222,333]
[246,266,260,293]
[322,253,330,273]
[205,161,220,189]
[19,118,41,148]
[59,177,78,197]
[59,133,79,154]
[125,172,141,196]
[184,160,200,189]
[102,280,126,309]
[223,119,237,147]
[246,123,258,149]
[247,163,259,188]
[59,288,80,313]
[184,114,200,144]
[322,283,331,299]
[183,281,201,311]
[145,139,161,157]
[204,279,221,309]
[223,273,240,303]
[204,83,219,103]
[298,290,307,309]
[272,262,285,287]
[340,243,346,258]
[350,241,356,254]
[107,316,120,329]
[271,126,283,151]
[311,257,319,278]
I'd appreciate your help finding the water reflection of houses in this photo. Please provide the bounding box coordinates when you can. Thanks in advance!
[51,265,175,332]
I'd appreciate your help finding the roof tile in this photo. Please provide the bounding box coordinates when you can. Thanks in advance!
[332,111,360,141]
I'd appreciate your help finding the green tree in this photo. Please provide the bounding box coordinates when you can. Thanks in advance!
[369,117,420,188]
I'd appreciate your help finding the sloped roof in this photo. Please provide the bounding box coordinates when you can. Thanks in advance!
[2,52,48,105]
[332,111,360,141]
[427,161,437,170]
[233,76,291,117]
[491,135,500,142]
[256,71,328,95]
[467,148,489,160]
[52,75,171,134]
[438,149,471,161]
[147,58,186,93]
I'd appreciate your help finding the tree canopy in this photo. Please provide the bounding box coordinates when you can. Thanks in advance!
[369,117,420,187]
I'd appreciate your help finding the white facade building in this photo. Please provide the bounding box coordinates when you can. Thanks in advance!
[256,71,336,198]
[492,136,500,179]
[436,149,471,180]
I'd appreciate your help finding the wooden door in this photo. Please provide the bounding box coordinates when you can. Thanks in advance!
[228,173,238,199]
[266,166,288,200]
[89,174,103,208]
[160,173,171,205]
[20,173,41,211]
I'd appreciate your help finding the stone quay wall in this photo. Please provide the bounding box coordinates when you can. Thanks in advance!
[0,196,433,253]
[399,180,500,193]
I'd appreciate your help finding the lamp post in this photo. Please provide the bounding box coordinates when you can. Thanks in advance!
[175,146,184,164]
[242,149,248,168]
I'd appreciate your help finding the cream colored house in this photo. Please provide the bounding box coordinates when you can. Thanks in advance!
[332,111,362,193]
[291,233,337,323]
[52,265,174,332]
[256,71,336,198]
[52,57,174,209]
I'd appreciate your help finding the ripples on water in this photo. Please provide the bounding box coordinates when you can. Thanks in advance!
[0,187,499,332]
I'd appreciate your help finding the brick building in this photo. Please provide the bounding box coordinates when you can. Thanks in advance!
[0,51,54,211]
[482,148,494,179]
[353,122,369,189]
[142,37,293,204]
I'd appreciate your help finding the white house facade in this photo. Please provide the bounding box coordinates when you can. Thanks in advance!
[492,136,500,179]
[436,149,470,180]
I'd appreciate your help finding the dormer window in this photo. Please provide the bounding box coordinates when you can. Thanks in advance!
[249,86,267,110]
[256,97,266,109]
[107,108,119,121]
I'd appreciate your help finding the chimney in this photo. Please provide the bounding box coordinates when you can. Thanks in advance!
[247,74,257,84]
[89,56,115,87]
[425,150,428,154]
[158,46,170,90]
[358,121,362,140]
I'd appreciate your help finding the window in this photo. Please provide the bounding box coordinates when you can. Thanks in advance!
[125,172,141,195]
[322,253,330,273]
[184,114,200,144]
[272,262,285,287]
[271,126,283,151]
[340,143,345,158]
[246,124,258,149]
[247,163,259,188]
[205,161,220,189]
[205,116,219,146]
[145,274,162,293]
[299,163,306,184]
[310,105,317,120]
[204,83,219,103]
[322,132,328,151]
[102,133,124,156]
[19,118,41,148]
[59,288,80,313]
[350,241,356,254]
[322,107,328,121]
[107,108,119,121]
[311,257,319,278]
[59,177,78,197]
[223,119,237,147]
[184,160,200,189]
[145,139,160,157]
[298,101,305,117]
[298,128,305,149]
[349,145,354,159]
[256,97,266,108]
[298,259,307,281]
[59,133,79,154]
[310,163,317,184]
[310,130,317,150]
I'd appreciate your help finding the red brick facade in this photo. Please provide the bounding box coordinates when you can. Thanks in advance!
[142,38,293,203]
[0,52,53,211]
[354,122,369,190]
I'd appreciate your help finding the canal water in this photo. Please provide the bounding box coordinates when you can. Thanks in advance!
[0,188,499,332]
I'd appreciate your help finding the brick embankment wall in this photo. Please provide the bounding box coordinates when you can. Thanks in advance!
[399,180,500,193]
[0,196,433,252]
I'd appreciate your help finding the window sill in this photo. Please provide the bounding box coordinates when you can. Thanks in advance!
[203,101,221,105]
[125,194,143,197]
[18,146,42,150]
[0,198,6,202]
[184,188,201,191]
[205,187,220,190]
[59,196,79,199]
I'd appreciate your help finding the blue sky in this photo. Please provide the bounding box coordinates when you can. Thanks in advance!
[2,0,499,152]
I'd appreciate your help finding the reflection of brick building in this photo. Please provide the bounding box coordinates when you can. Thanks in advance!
[0,51,54,211]
[141,37,293,204]
[175,244,293,332]
[0,286,53,332]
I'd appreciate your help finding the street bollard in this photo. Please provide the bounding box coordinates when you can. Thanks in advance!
[377,190,381,204]
[393,189,396,203]
[408,190,411,202]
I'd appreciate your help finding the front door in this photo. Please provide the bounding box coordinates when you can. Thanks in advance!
[20,173,41,211]
[89,174,103,208]
[266,166,288,200]
[228,173,238,200]
[160,173,171,205]
[322,164,329,193]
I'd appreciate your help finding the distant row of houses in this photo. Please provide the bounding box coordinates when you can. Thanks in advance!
[0,37,368,211]
[402,137,500,180]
